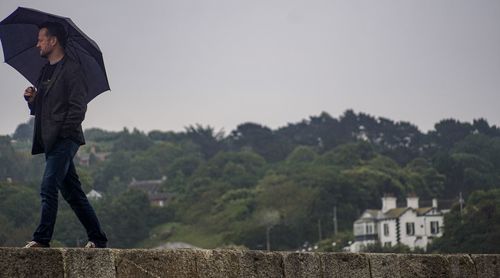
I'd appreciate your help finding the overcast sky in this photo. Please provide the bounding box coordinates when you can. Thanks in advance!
[1,0,499,136]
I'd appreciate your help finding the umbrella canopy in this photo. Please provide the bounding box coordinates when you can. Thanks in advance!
[0,7,109,103]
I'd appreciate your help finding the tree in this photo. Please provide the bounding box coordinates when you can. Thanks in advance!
[0,136,25,181]
[429,189,500,253]
[254,174,318,249]
[316,141,375,168]
[404,158,445,199]
[12,118,34,141]
[112,128,153,152]
[428,119,473,151]
[84,128,119,142]
[185,124,224,159]
[229,122,289,162]
[99,189,152,248]
[194,151,266,188]
[286,146,317,164]
[257,209,280,251]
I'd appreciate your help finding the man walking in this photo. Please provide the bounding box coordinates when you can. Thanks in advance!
[23,22,107,248]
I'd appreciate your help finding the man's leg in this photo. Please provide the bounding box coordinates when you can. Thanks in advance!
[32,139,74,246]
[59,148,108,247]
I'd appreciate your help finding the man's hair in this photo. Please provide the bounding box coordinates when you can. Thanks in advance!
[39,21,68,49]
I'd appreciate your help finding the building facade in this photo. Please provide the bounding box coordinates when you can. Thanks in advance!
[350,195,445,252]
[128,176,171,207]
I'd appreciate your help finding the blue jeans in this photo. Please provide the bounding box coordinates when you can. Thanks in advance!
[33,138,107,247]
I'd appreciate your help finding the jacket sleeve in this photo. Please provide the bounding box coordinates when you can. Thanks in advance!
[59,66,87,138]
[27,96,36,116]
[28,66,44,116]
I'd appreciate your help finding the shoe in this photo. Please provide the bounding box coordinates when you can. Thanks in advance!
[85,240,107,248]
[84,241,96,248]
[24,241,49,248]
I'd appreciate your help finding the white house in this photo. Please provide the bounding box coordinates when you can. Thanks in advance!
[350,195,445,252]
[129,176,171,207]
[86,189,103,201]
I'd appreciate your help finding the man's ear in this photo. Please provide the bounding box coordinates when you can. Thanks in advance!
[50,36,58,47]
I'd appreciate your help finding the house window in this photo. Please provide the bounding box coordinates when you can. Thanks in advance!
[354,224,364,235]
[366,224,373,234]
[406,222,415,236]
[384,242,392,247]
[383,223,389,236]
[430,221,440,234]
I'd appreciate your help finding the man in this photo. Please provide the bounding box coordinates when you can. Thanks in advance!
[23,22,107,248]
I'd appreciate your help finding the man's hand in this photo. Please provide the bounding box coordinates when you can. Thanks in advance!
[24,86,37,103]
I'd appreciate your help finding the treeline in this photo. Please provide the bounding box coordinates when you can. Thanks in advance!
[1,110,500,252]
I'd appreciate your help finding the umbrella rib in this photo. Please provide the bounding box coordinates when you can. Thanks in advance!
[3,44,36,63]
[67,39,91,59]
[66,39,106,70]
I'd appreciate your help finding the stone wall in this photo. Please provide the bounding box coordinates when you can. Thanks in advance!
[0,248,499,277]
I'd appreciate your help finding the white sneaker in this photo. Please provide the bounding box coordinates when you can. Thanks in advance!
[84,241,96,248]
[23,241,49,248]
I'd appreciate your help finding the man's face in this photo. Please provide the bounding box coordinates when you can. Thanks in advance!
[36,28,56,58]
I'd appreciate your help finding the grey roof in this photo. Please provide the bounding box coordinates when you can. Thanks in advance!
[416,207,433,215]
[356,206,442,222]
[129,182,161,193]
[383,208,410,219]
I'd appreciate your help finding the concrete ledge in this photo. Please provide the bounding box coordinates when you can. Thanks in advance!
[445,254,477,278]
[0,248,499,278]
[283,252,321,278]
[471,254,500,278]
[0,248,64,278]
[320,252,370,277]
[62,249,115,278]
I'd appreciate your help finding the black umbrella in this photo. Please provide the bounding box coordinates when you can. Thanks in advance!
[0,7,109,103]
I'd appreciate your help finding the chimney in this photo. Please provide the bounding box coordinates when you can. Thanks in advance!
[406,195,419,209]
[381,194,397,213]
[432,198,438,208]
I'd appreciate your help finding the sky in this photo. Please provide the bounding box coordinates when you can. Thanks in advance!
[0,0,499,136]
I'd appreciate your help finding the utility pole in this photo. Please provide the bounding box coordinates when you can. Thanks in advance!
[318,219,322,241]
[333,206,338,236]
[459,192,464,222]
[266,226,271,251]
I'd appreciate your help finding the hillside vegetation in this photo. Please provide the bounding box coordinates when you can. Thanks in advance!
[1,110,500,252]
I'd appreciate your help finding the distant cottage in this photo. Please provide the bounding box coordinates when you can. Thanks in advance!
[76,145,111,166]
[86,189,103,201]
[128,176,170,207]
[349,194,448,252]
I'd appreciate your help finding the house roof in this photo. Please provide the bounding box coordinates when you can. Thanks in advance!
[365,209,380,217]
[383,208,410,219]
[129,182,161,194]
[129,176,167,191]
[354,209,381,224]
[355,203,445,223]
[149,193,170,201]
[86,189,103,199]
[416,207,433,215]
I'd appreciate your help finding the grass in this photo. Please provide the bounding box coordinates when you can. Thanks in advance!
[137,222,226,249]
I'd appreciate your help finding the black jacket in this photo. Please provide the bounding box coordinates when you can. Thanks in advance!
[28,56,87,155]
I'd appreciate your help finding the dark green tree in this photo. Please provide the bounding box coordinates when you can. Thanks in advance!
[12,118,34,141]
[429,189,500,253]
